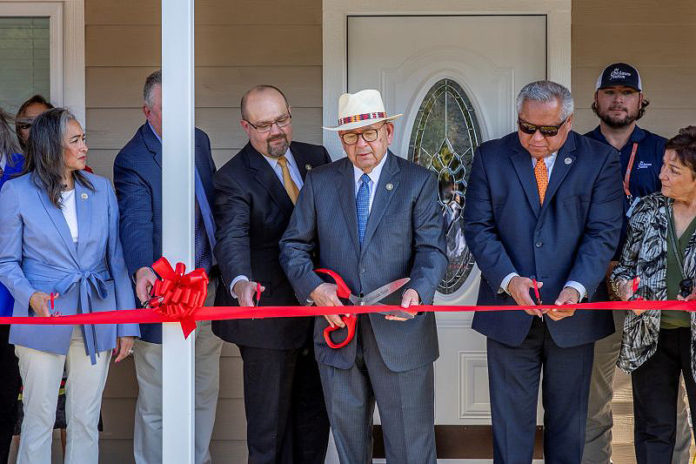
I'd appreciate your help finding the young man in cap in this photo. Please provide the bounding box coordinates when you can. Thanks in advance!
[582,63,691,464]
[280,89,447,463]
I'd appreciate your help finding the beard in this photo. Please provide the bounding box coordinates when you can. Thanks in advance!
[266,134,289,158]
[597,104,639,129]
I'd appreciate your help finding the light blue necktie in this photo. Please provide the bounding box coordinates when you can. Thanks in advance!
[356,173,371,245]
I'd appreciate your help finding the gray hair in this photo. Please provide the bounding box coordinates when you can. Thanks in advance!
[23,108,94,208]
[143,70,162,108]
[516,80,574,121]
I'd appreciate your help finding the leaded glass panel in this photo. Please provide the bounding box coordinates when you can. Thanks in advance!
[408,79,482,294]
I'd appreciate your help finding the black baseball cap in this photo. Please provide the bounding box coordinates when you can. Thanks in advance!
[595,63,642,91]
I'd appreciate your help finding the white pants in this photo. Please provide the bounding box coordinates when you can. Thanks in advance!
[15,326,111,464]
[133,319,223,464]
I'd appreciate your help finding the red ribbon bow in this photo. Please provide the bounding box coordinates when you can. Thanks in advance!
[147,257,208,338]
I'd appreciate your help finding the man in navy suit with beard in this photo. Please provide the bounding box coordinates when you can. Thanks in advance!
[212,85,331,464]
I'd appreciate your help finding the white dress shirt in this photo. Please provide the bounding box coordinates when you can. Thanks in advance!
[352,151,388,213]
[500,152,587,300]
[61,189,79,243]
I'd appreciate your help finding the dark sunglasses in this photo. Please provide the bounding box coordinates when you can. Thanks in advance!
[518,118,567,137]
[16,122,31,130]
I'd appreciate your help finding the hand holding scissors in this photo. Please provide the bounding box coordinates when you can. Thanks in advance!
[314,269,411,349]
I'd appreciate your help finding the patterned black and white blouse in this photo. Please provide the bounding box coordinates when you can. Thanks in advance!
[612,193,696,379]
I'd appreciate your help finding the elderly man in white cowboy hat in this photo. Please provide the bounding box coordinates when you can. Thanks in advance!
[280,89,448,463]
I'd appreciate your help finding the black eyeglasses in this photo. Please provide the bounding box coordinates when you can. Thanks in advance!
[340,124,385,145]
[518,118,567,137]
[244,114,292,133]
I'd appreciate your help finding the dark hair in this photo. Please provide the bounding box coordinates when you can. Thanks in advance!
[591,97,650,120]
[240,85,289,120]
[15,95,54,150]
[143,70,161,108]
[23,108,93,208]
[666,126,696,177]
[0,109,20,168]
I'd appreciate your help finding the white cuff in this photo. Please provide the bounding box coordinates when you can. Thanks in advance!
[565,281,587,301]
[500,272,519,295]
[229,275,249,299]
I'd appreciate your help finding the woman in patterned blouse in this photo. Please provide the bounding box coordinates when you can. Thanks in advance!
[611,126,696,463]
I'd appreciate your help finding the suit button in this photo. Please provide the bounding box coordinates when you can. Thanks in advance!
[535,241,543,248]
[360,268,366,274]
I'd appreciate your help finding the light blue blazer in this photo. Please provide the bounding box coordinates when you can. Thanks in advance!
[0,172,139,364]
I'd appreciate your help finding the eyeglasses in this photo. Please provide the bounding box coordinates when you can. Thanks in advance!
[244,114,292,133]
[340,124,385,145]
[517,118,567,137]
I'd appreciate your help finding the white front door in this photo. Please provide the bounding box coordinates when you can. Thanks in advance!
[346,14,546,435]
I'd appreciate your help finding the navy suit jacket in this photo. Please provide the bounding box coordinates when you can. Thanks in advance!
[212,141,332,349]
[0,153,23,316]
[279,152,448,372]
[113,123,216,343]
[463,131,623,348]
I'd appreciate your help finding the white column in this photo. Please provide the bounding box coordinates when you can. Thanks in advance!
[161,0,196,462]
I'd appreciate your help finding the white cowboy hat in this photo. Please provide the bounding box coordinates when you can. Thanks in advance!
[323,89,403,131]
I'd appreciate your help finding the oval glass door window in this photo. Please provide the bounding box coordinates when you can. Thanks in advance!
[408,79,482,295]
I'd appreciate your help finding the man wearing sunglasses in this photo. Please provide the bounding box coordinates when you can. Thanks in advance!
[212,85,331,464]
[582,63,690,464]
[463,80,623,463]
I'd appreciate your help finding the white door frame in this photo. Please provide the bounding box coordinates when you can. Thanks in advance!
[322,0,571,157]
[0,0,85,125]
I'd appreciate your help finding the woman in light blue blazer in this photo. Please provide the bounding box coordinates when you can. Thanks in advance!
[0,108,140,464]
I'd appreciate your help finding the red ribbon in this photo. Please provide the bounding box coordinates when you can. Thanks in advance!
[146,257,208,338]
[3,260,696,333]
[2,299,696,327]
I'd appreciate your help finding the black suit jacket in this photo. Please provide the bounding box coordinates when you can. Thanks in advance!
[212,141,332,349]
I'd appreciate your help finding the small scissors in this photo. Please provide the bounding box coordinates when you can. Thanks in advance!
[315,269,411,349]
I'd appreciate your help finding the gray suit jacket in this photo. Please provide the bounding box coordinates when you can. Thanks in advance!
[279,152,448,372]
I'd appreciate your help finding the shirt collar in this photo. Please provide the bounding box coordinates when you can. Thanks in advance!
[148,121,162,143]
[591,124,646,149]
[262,147,295,169]
[629,125,646,144]
[532,152,557,166]
[353,151,388,186]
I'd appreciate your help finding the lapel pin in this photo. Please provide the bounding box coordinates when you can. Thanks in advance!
[80,193,88,200]
[305,164,312,171]
[564,157,572,165]
[386,183,393,191]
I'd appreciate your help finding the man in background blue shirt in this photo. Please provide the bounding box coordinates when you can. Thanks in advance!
[582,62,690,464]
